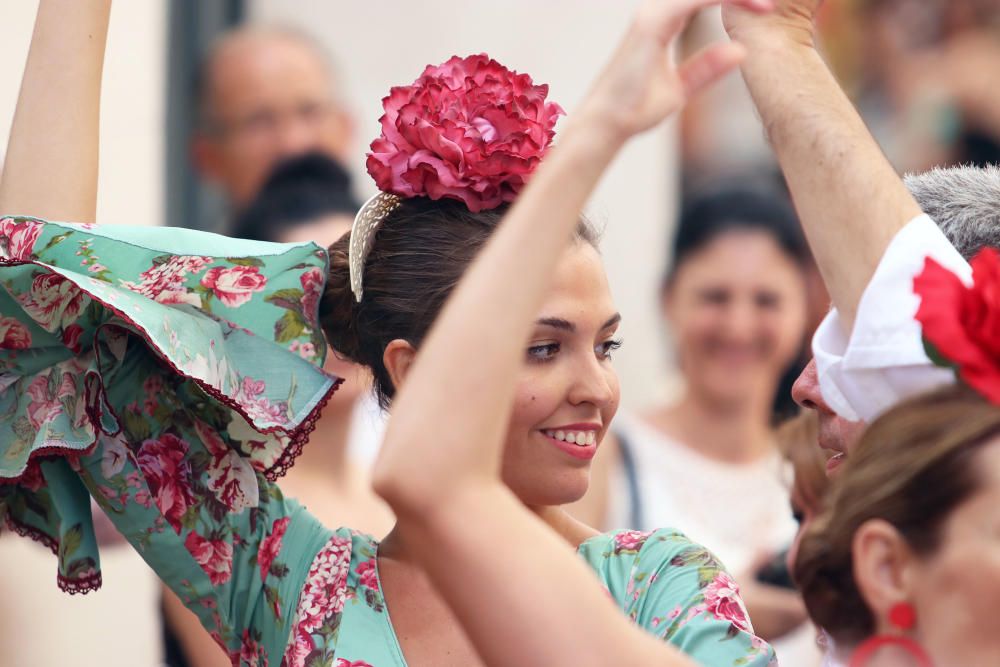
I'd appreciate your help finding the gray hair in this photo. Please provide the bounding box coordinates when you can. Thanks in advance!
[905,165,1000,261]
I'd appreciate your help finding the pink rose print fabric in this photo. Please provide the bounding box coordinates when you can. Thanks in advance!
[0,217,339,599]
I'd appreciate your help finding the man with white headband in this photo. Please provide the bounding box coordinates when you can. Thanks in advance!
[724,0,987,474]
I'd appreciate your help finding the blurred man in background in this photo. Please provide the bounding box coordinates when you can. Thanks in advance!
[191,26,353,211]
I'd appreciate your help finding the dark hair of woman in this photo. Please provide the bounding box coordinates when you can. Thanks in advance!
[229,151,361,243]
[665,187,810,286]
[794,383,1000,645]
[320,196,598,408]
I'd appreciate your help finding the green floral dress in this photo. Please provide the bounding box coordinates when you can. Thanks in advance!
[0,218,775,667]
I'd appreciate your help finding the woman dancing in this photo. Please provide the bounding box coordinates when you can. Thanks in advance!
[0,0,774,666]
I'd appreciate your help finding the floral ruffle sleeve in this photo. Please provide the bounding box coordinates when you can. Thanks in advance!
[0,217,347,661]
[578,528,777,667]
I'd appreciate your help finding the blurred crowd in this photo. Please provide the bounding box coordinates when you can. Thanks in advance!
[3,2,1000,665]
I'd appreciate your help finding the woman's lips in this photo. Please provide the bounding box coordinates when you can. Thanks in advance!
[540,426,600,461]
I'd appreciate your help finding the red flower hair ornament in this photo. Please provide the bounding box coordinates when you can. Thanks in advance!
[914,247,1000,404]
[349,54,564,302]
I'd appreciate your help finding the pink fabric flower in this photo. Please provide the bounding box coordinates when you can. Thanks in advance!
[284,533,351,642]
[0,316,32,350]
[193,420,257,514]
[335,660,374,667]
[366,54,564,212]
[120,255,211,305]
[18,273,90,333]
[299,267,324,322]
[701,572,751,632]
[614,529,652,553]
[26,374,64,429]
[201,265,268,308]
[61,323,84,353]
[235,630,268,667]
[258,516,291,582]
[184,532,234,586]
[0,217,43,260]
[354,558,379,591]
[135,433,195,533]
[235,376,286,426]
[283,630,315,667]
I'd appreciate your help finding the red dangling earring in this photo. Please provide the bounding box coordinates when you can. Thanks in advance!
[848,602,934,667]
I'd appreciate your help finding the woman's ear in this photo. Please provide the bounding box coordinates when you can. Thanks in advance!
[852,518,917,632]
[383,339,417,391]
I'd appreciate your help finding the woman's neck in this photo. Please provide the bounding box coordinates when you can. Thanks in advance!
[649,387,775,465]
[283,400,355,485]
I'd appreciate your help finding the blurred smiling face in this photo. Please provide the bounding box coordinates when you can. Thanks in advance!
[665,229,807,407]
[500,240,621,507]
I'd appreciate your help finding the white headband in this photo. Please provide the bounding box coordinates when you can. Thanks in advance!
[348,192,401,302]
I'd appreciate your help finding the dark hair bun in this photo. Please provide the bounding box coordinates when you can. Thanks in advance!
[319,233,363,363]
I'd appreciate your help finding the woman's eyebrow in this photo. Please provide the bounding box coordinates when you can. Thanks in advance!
[535,313,621,332]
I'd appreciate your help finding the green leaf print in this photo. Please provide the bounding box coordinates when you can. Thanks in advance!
[274,309,306,343]
[60,523,83,561]
[40,231,73,252]
[123,409,151,441]
[226,256,265,268]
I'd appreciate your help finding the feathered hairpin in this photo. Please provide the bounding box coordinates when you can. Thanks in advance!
[348,53,564,302]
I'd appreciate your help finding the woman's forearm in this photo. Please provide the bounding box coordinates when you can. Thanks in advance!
[0,0,111,222]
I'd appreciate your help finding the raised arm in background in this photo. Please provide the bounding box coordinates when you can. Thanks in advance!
[371,1,773,666]
[723,0,923,328]
[0,0,110,222]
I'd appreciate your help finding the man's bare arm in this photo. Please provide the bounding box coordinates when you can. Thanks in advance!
[724,3,923,329]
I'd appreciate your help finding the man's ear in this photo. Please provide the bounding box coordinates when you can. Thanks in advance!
[383,338,417,392]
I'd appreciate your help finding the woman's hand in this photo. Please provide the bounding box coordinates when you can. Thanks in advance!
[573,0,773,144]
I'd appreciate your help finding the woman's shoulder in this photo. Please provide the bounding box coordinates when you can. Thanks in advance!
[580,529,775,664]
[577,527,705,568]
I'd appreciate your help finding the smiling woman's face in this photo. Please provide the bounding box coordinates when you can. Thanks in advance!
[665,229,807,408]
[499,240,621,507]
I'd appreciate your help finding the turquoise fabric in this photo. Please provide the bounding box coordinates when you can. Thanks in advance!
[0,217,339,592]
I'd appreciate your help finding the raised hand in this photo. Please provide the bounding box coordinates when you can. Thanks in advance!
[575,0,773,142]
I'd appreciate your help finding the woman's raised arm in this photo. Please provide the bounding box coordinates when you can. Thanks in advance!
[373,1,772,665]
[0,0,110,222]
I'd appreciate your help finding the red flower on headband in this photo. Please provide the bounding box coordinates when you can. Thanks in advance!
[914,248,1000,403]
[366,54,564,213]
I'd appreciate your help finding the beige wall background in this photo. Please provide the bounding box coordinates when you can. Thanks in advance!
[251,0,681,408]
